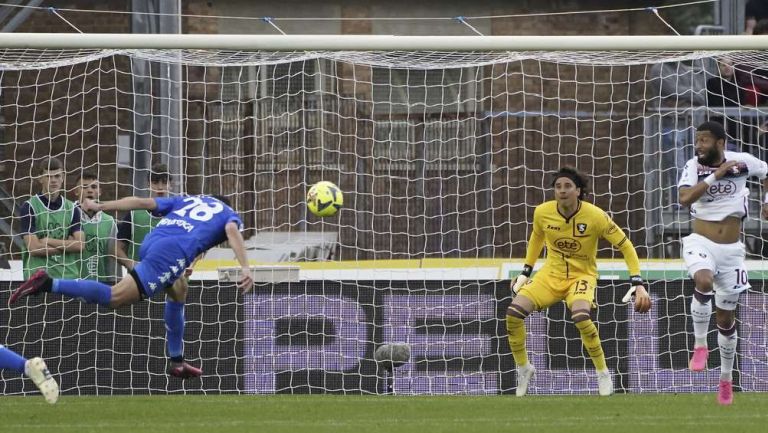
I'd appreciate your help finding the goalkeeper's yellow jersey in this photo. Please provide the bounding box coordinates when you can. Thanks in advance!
[524,200,641,279]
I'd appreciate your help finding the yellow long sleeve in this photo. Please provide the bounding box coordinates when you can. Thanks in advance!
[524,228,545,268]
[616,237,641,276]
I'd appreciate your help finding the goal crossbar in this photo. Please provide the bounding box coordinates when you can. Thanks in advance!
[1,33,768,51]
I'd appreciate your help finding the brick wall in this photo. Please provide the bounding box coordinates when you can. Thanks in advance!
[1,0,682,258]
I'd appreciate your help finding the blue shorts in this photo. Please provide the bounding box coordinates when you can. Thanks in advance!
[132,236,190,298]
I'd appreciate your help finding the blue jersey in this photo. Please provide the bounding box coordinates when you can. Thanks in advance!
[133,195,243,297]
[149,195,243,256]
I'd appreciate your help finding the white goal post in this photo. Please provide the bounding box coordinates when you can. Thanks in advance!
[2,33,768,396]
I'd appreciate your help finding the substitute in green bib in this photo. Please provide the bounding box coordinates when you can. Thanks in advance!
[74,171,119,284]
[20,157,84,279]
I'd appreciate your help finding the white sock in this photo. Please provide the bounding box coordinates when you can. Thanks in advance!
[690,298,712,348]
[718,329,738,381]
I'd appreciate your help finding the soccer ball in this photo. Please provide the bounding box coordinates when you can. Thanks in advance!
[307,181,343,217]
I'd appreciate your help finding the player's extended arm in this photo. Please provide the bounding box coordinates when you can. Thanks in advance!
[511,229,545,295]
[761,177,768,220]
[605,227,651,313]
[225,221,253,293]
[82,197,157,213]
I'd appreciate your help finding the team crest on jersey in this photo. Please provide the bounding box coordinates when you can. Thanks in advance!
[576,223,587,234]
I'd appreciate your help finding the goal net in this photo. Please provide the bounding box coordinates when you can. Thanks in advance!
[1,39,768,395]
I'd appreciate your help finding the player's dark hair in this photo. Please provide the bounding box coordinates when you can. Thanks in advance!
[37,157,63,176]
[551,166,588,200]
[150,163,169,183]
[212,194,231,207]
[755,18,768,35]
[696,121,727,142]
[76,170,98,183]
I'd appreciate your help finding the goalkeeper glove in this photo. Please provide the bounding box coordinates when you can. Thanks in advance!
[622,275,652,313]
[511,265,533,296]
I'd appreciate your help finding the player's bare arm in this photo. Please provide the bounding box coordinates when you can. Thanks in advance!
[225,221,253,293]
[762,177,768,219]
[82,197,157,213]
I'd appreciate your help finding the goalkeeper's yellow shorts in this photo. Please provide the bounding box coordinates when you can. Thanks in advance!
[517,271,597,310]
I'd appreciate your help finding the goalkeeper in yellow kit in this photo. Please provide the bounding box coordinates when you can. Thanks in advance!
[507,167,652,397]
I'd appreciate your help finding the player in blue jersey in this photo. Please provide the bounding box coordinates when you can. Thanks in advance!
[9,194,254,378]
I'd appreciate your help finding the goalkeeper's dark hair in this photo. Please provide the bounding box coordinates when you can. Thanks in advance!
[211,194,231,207]
[551,166,588,200]
[696,121,727,143]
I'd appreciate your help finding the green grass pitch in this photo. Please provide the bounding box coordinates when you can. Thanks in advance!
[1,394,767,433]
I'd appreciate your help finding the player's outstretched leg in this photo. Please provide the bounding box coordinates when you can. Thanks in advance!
[9,270,112,306]
[0,344,27,374]
[8,269,51,304]
[1,346,58,404]
[25,357,59,404]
